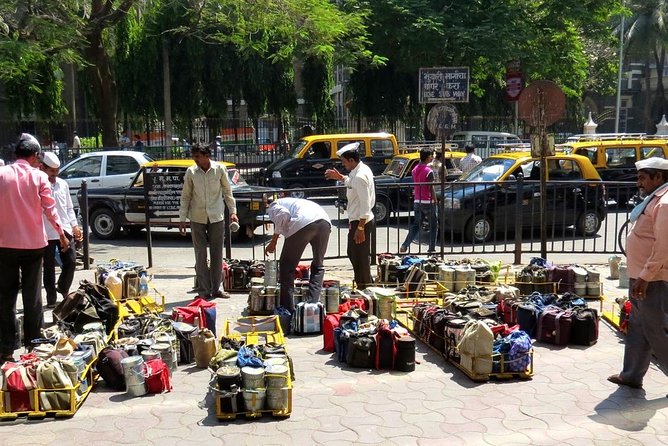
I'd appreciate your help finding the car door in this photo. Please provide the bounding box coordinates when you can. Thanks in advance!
[293,140,334,191]
[496,160,536,233]
[366,138,395,175]
[543,158,583,229]
[103,155,142,189]
[59,154,104,207]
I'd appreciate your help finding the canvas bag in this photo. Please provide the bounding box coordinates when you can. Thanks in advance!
[2,362,37,412]
[36,360,73,411]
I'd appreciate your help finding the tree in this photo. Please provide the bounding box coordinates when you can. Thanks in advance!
[347,0,622,130]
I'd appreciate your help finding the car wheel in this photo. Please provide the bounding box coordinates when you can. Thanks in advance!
[288,183,307,199]
[576,211,601,236]
[465,215,493,243]
[372,199,390,225]
[91,208,121,240]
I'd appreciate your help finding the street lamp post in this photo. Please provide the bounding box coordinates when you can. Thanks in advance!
[615,4,625,133]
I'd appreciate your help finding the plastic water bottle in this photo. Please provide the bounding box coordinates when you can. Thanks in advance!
[139,274,149,297]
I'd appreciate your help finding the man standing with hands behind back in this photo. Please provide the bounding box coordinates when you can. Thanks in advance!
[607,157,668,392]
[179,144,238,300]
[0,133,69,362]
[325,142,375,290]
[40,151,82,309]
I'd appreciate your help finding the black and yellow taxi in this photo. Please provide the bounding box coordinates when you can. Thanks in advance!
[441,152,607,242]
[80,159,281,239]
[558,134,668,206]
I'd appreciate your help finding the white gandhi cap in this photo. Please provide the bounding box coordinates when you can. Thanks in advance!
[635,157,668,171]
[42,151,61,168]
[336,142,360,157]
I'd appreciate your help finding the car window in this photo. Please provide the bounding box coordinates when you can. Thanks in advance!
[548,159,582,180]
[606,147,636,167]
[471,135,488,149]
[60,157,102,179]
[336,140,365,156]
[371,139,394,157]
[305,141,331,159]
[641,146,666,159]
[227,168,248,186]
[575,147,598,165]
[383,158,409,177]
[106,155,140,175]
[460,157,515,182]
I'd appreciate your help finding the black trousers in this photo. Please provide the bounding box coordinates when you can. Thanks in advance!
[43,233,76,305]
[0,247,45,354]
[347,220,374,290]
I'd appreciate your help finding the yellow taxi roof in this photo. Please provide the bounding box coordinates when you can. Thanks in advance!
[395,150,467,160]
[300,132,395,142]
[143,159,235,168]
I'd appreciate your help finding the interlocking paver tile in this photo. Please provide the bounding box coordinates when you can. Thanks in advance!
[312,427,359,444]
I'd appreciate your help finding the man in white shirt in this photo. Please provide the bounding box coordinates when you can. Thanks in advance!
[179,144,238,300]
[325,142,375,289]
[40,152,82,308]
[265,198,331,311]
[459,143,482,174]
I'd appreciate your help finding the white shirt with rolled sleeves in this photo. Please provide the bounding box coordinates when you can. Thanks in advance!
[344,161,375,222]
[179,162,236,225]
[266,198,331,238]
[42,177,77,240]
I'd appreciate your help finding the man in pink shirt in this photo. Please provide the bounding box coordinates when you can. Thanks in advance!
[608,157,668,392]
[0,134,69,363]
[400,148,438,254]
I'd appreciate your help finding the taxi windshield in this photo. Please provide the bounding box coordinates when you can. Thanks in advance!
[383,158,409,177]
[286,140,307,158]
[460,158,517,182]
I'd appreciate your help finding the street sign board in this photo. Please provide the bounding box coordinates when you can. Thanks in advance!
[144,171,185,218]
[419,67,470,103]
[426,104,459,138]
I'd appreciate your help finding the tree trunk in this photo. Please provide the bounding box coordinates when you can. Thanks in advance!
[85,31,118,148]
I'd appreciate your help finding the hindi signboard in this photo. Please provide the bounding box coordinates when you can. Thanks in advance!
[144,171,185,218]
[419,67,470,103]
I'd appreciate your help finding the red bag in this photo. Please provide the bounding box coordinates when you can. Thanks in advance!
[323,314,341,352]
[143,359,171,394]
[338,298,367,314]
[173,298,217,335]
[2,362,37,412]
[295,264,310,279]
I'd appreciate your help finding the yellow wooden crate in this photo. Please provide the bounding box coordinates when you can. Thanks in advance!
[223,316,285,345]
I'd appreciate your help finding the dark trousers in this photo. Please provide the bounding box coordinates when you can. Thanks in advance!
[43,234,76,305]
[347,220,374,290]
[190,220,224,296]
[279,220,331,311]
[619,279,668,385]
[0,247,45,353]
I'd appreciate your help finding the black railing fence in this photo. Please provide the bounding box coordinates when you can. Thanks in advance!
[84,178,632,263]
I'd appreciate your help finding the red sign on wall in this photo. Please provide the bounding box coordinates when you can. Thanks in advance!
[505,60,523,102]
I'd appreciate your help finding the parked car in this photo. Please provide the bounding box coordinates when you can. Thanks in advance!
[80,159,282,240]
[337,150,466,224]
[441,152,607,242]
[59,151,154,209]
[558,133,668,206]
[260,132,399,198]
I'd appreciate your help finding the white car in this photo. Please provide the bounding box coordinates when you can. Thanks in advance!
[59,151,154,209]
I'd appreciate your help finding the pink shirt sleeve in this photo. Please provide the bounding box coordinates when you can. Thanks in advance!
[639,199,668,281]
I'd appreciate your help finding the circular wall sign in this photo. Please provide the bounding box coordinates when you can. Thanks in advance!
[426,104,459,138]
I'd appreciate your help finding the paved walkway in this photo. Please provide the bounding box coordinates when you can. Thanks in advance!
[1,258,666,446]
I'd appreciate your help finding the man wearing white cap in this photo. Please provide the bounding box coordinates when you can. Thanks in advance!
[0,134,68,362]
[40,152,82,309]
[608,157,668,392]
[325,142,375,289]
